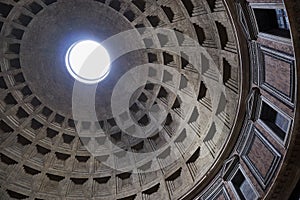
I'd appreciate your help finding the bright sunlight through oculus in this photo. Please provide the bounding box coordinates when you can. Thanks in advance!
[65,40,111,84]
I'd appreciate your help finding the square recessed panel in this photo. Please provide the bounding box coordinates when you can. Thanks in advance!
[259,46,295,107]
[242,127,281,189]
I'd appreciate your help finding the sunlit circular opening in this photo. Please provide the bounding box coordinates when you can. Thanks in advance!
[65,40,111,84]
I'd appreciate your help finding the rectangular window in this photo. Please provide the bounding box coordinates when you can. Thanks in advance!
[259,101,290,142]
[253,8,290,39]
[230,168,258,200]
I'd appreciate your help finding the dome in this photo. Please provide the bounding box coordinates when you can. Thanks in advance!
[0,0,299,199]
